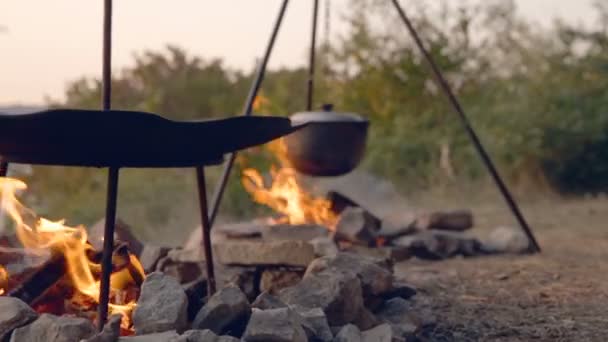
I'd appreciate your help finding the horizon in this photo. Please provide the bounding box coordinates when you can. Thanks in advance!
[0,0,597,105]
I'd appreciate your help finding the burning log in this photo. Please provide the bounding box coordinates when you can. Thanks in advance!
[7,249,67,305]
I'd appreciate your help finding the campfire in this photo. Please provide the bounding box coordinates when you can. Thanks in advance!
[0,177,144,334]
[241,139,338,229]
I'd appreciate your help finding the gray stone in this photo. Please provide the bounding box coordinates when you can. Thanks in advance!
[279,270,363,326]
[185,221,266,250]
[393,231,482,260]
[139,245,170,273]
[83,314,121,342]
[192,285,251,336]
[333,324,361,342]
[310,237,338,258]
[361,324,403,342]
[119,331,179,342]
[335,207,380,246]
[170,329,217,342]
[259,269,303,294]
[414,209,473,232]
[156,255,203,284]
[375,222,417,240]
[305,253,393,298]
[10,314,95,342]
[381,282,417,301]
[352,308,379,331]
[133,272,188,335]
[375,298,418,338]
[483,226,531,254]
[89,218,143,256]
[182,277,207,322]
[262,224,330,241]
[214,264,258,302]
[291,306,333,342]
[213,238,315,267]
[242,308,307,342]
[0,297,37,341]
[252,292,288,310]
[342,245,409,263]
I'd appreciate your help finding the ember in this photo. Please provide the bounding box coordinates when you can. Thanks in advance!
[0,177,145,331]
[242,140,338,229]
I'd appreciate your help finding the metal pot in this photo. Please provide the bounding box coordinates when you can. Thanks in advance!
[284,104,369,176]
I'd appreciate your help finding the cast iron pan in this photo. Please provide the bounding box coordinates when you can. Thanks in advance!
[0,109,302,168]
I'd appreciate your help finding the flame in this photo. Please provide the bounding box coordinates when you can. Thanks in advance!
[242,139,338,229]
[0,177,143,329]
[0,265,7,295]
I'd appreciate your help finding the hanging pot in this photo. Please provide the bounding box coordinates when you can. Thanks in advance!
[284,104,369,176]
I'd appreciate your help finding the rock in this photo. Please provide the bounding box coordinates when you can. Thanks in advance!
[262,224,330,241]
[414,209,473,232]
[119,331,179,342]
[333,324,362,342]
[335,207,380,246]
[352,308,379,331]
[482,226,531,254]
[381,282,417,301]
[89,218,143,256]
[393,231,482,260]
[279,270,363,326]
[310,237,338,258]
[133,272,188,335]
[252,292,288,310]
[305,253,393,298]
[260,269,303,294]
[83,314,122,342]
[242,308,307,342]
[10,314,95,342]
[182,277,207,322]
[156,253,203,284]
[213,238,315,267]
[292,306,333,342]
[375,222,417,240]
[186,221,266,250]
[361,323,403,342]
[171,329,217,342]
[192,285,251,336]
[0,297,38,341]
[139,245,170,273]
[216,336,240,342]
[375,298,418,339]
[214,264,259,302]
[342,245,409,263]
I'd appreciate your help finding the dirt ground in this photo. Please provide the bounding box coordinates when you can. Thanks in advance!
[394,197,608,342]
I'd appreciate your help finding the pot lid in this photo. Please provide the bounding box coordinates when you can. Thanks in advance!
[290,104,366,123]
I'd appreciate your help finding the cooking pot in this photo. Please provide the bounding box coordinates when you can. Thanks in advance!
[284,104,369,176]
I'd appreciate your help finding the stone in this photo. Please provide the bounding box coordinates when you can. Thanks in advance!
[352,308,379,331]
[10,314,95,342]
[260,269,303,294]
[482,226,531,254]
[170,329,216,342]
[119,331,179,342]
[213,238,315,267]
[375,222,417,240]
[305,253,393,298]
[381,282,417,301]
[214,264,259,302]
[0,297,38,341]
[279,270,363,326]
[335,207,380,246]
[252,292,288,310]
[139,245,170,273]
[361,324,403,342]
[415,209,473,232]
[89,218,143,256]
[310,237,338,258]
[83,314,122,342]
[133,272,188,335]
[182,277,207,322]
[185,221,266,250]
[342,245,409,263]
[261,224,329,241]
[393,231,482,260]
[291,306,333,342]
[333,324,362,342]
[192,285,251,336]
[375,298,418,339]
[156,255,203,285]
[242,308,307,342]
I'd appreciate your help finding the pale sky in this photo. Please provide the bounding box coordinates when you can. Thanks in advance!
[0,0,597,105]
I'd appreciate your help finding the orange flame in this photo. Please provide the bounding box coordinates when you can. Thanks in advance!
[0,265,7,295]
[0,177,143,329]
[242,139,338,229]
